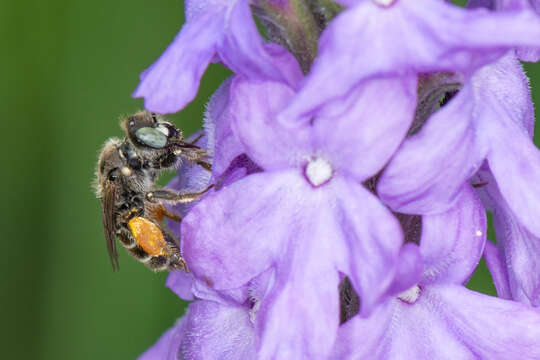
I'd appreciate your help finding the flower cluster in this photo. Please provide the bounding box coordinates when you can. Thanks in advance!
[135,0,540,358]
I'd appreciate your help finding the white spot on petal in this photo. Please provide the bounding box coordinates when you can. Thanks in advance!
[476,230,483,236]
[373,0,397,7]
[397,284,421,304]
[305,157,333,187]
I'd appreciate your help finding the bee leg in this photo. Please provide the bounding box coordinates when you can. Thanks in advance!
[161,228,189,272]
[186,132,204,145]
[150,152,178,169]
[174,147,209,161]
[146,184,214,204]
[162,208,182,222]
[146,203,182,223]
[195,160,212,172]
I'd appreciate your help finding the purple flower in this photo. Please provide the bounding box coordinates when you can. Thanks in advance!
[281,0,540,123]
[377,52,540,241]
[467,0,540,61]
[473,159,540,306]
[139,271,264,360]
[131,0,540,358]
[132,0,296,113]
[330,186,540,359]
[178,55,424,357]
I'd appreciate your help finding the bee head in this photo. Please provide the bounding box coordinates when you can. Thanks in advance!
[121,111,183,149]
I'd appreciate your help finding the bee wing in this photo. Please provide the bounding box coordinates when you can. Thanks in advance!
[100,181,120,271]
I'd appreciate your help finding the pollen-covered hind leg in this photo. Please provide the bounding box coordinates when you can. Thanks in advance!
[127,216,188,272]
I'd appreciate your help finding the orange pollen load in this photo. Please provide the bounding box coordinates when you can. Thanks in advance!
[128,217,167,256]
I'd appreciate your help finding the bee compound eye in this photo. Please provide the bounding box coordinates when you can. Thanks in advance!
[135,127,167,148]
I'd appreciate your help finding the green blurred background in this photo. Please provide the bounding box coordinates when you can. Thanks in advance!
[1,0,539,359]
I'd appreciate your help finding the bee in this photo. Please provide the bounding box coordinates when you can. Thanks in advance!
[95,111,212,271]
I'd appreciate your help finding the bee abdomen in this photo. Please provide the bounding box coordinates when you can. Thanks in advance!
[126,247,185,271]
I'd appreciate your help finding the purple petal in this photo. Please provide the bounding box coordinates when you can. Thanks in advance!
[230,78,312,170]
[282,0,540,121]
[181,170,305,289]
[139,317,186,360]
[166,271,195,301]
[420,186,486,285]
[330,301,394,360]
[516,46,540,62]
[179,301,255,359]
[492,200,540,306]
[166,268,249,308]
[485,116,540,238]
[467,0,496,9]
[183,169,404,314]
[134,0,297,113]
[475,52,534,138]
[484,241,512,300]
[249,179,402,357]
[334,285,540,358]
[378,85,487,214]
[386,243,424,297]
[185,0,218,21]
[467,0,538,10]
[311,76,417,181]
[332,178,405,314]
[133,10,222,113]
[532,0,540,13]
[429,285,540,358]
[213,153,263,190]
[257,264,341,359]
[467,0,540,61]
[202,77,247,177]
[470,164,497,211]
[217,0,293,85]
[475,169,540,305]
[263,43,304,89]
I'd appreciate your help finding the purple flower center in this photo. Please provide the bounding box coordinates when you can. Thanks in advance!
[304,156,334,187]
[397,284,422,304]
